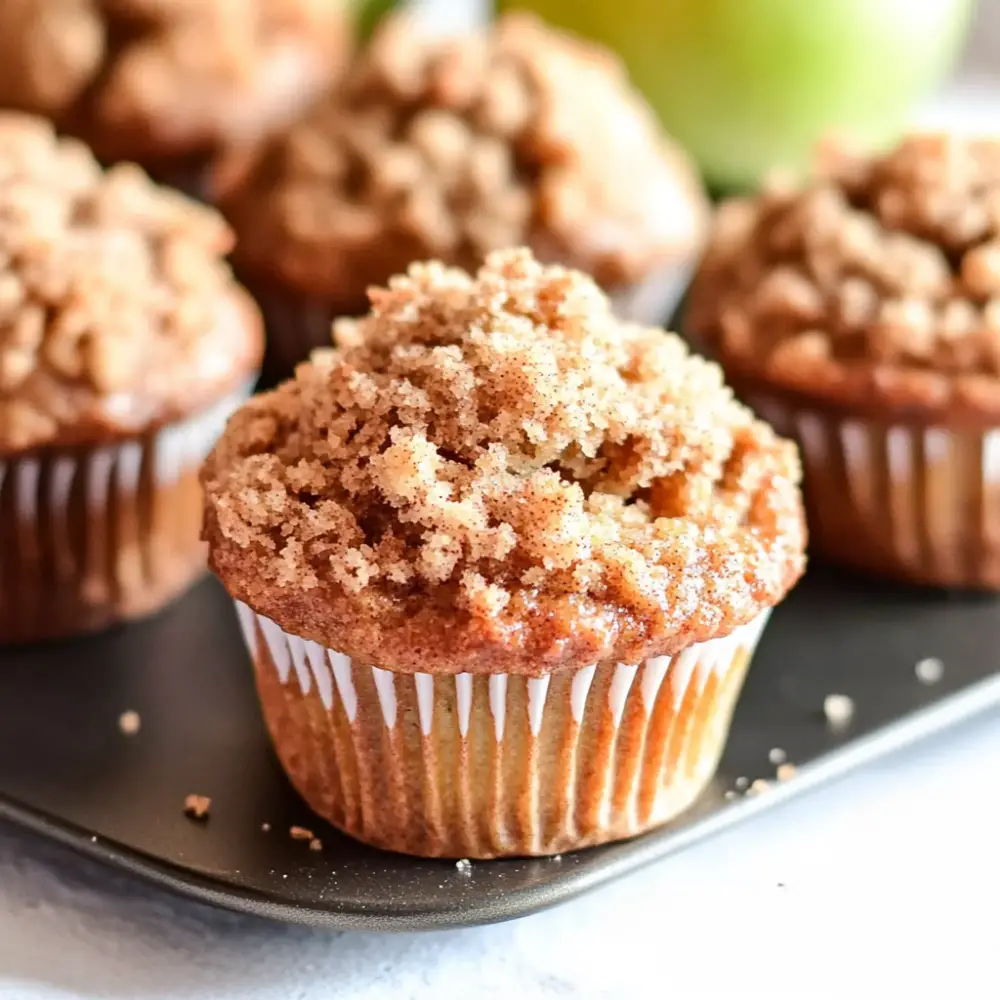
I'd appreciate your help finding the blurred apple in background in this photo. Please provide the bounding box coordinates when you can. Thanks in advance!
[497,0,975,190]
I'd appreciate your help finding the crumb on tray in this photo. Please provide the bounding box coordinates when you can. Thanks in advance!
[915,657,944,685]
[118,710,141,736]
[823,693,855,730]
[184,794,211,821]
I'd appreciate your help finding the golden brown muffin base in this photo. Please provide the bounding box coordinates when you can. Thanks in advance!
[0,385,251,644]
[745,381,1000,589]
[238,602,769,858]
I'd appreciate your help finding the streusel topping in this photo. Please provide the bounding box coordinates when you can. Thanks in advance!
[0,114,260,453]
[687,135,1000,414]
[0,0,350,166]
[220,12,707,308]
[204,250,803,674]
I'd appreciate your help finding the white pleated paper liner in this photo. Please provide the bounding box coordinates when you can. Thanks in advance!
[235,600,771,858]
[0,383,252,643]
[749,390,1000,588]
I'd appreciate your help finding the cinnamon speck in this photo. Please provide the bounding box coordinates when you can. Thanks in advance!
[183,794,211,820]
[118,710,141,736]
[768,747,786,765]
[915,657,944,685]
[776,762,798,782]
[823,693,855,730]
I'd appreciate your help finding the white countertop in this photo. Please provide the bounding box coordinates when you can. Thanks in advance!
[1,706,999,999]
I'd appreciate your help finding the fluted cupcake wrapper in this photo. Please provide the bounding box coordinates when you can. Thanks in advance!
[236,601,771,858]
[253,264,693,382]
[749,391,1000,588]
[0,384,252,644]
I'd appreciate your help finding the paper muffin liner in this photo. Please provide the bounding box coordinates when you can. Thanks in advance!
[748,390,1000,588]
[253,263,693,382]
[236,601,771,858]
[0,383,252,644]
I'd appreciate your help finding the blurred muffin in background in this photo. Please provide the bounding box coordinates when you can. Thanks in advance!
[686,134,1000,590]
[203,248,805,857]
[216,12,709,377]
[0,0,353,194]
[0,114,263,643]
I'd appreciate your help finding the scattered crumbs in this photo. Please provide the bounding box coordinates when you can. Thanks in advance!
[282,874,288,879]
[915,657,944,685]
[455,858,472,873]
[823,693,854,730]
[724,789,738,801]
[309,838,323,852]
[747,778,771,796]
[90,835,98,843]
[290,826,315,841]
[118,710,141,736]
[183,794,211,821]
[261,822,271,833]
[735,776,749,790]
[768,747,786,765]
[552,855,562,862]
[776,762,798,782]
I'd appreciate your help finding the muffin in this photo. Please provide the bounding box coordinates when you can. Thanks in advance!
[0,114,263,643]
[202,248,805,858]
[0,0,353,194]
[686,134,1000,589]
[216,12,710,377]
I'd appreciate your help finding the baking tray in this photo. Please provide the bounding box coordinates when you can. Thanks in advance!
[0,566,998,931]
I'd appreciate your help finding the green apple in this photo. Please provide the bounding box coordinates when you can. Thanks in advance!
[498,0,974,190]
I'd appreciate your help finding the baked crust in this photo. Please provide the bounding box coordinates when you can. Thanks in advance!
[217,12,708,311]
[203,249,805,675]
[686,135,1000,425]
[0,115,263,454]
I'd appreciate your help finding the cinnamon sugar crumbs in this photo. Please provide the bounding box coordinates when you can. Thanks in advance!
[289,825,314,841]
[0,114,259,453]
[183,794,211,820]
[220,12,706,306]
[687,135,1000,406]
[204,250,805,670]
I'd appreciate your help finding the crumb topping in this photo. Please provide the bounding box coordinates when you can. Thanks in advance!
[0,0,350,166]
[204,250,804,674]
[220,12,707,308]
[687,135,1000,416]
[0,115,261,453]
[183,793,211,819]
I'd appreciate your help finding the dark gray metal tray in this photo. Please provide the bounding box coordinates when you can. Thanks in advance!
[1,566,998,931]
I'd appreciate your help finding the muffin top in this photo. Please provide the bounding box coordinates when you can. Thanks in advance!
[218,12,708,311]
[0,0,351,169]
[203,249,804,675]
[687,134,1000,421]
[0,114,262,455]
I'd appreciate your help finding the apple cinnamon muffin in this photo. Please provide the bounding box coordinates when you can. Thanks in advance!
[216,12,709,376]
[0,0,353,194]
[202,248,805,858]
[0,114,262,643]
[687,134,1000,589]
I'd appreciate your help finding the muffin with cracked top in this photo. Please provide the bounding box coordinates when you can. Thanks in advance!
[202,247,805,858]
[0,0,353,194]
[216,12,709,377]
[687,134,1000,589]
[0,114,262,643]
